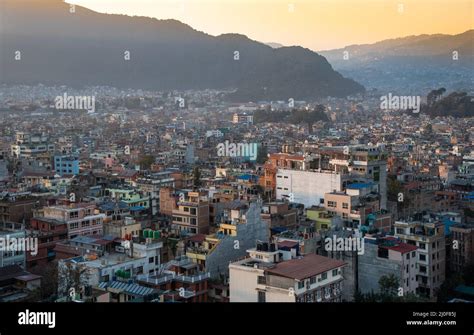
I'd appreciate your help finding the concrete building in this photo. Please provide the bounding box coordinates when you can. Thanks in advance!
[35,203,105,239]
[232,113,254,125]
[54,154,80,176]
[450,223,474,273]
[137,256,210,303]
[276,169,344,208]
[172,191,209,236]
[0,223,27,268]
[394,219,446,299]
[57,239,163,297]
[359,236,418,296]
[185,201,269,278]
[260,201,298,233]
[136,170,177,216]
[229,246,346,302]
[11,132,54,159]
[0,193,38,224]
[28,214,69,268]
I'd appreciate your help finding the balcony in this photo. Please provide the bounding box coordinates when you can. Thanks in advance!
[137,272,210,286]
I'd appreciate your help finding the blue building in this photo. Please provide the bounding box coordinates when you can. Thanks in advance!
[54,155,79,176]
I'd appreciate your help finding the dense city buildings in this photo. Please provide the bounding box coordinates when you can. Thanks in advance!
[0,2,472,309]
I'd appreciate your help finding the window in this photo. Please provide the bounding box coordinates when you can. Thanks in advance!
[419,243,426,250]
[332,269,338,276]
[327,201,337,208]
[258,291,266,303]
[310,276,316,285]
[298,281,305,289]
[321,272,328,280]
[149,257,154,264]
[257,276,266,285]
[419,254,426,261]
[412,252,416,257]
[406,253,410,260]
[342,203,348,209]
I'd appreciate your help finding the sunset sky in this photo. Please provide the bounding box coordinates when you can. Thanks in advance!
[69,0,473,51]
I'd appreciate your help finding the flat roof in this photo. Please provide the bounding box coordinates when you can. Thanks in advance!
[266,254,346,280]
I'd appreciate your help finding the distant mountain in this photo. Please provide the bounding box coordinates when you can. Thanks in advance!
[266,42,284,49]
[0,0,364,101]
[320,31,474,93]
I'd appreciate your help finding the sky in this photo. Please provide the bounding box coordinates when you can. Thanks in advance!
[69,0,473,51]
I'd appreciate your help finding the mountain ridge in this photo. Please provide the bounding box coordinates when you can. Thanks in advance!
[0,0,364,101]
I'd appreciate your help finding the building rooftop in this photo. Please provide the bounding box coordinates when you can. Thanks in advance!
[266,254,346,280]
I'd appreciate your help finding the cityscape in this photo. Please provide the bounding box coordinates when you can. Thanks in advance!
[0,0,473,330]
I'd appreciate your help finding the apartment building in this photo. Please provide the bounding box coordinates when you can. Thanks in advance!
[229,246,346,302]
[260,202,298,233]
[359,236,418,296]
[274,145,387,210]
[0,223,27,268]
[450,223,474,272]
[11,132,54,159]
[0,193,38,224]
[172,191,209,235]
[185,201,269,278]
[394,219,446,299]
[324,182,391,232]
[35,203,105,239]
[136,170,177,216]
[28,214,68,268]
[57,239,162,297]
[54,154,80,176]
[137,256,210,303]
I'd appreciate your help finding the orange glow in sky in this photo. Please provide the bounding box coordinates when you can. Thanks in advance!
[69,0,473,51]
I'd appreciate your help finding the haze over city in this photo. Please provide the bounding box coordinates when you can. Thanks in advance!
[0,0,473,332]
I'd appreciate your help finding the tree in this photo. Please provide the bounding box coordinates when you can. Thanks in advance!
[193,167,202,189]
[379,274,399,297]
[256,145,268,164]
[138,155,155,170]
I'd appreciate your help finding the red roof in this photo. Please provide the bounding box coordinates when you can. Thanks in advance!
[385,243,418,254]
[189,234,206,243]
[266,254,346,280]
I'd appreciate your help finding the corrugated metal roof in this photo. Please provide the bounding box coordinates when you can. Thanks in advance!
[98,281,156,296]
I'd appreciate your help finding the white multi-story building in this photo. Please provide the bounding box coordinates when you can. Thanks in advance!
[276,169,344,208]
[229,245,346,302]
[57,239,162,297]
[394,219,446,299]
[11,132,54,159]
